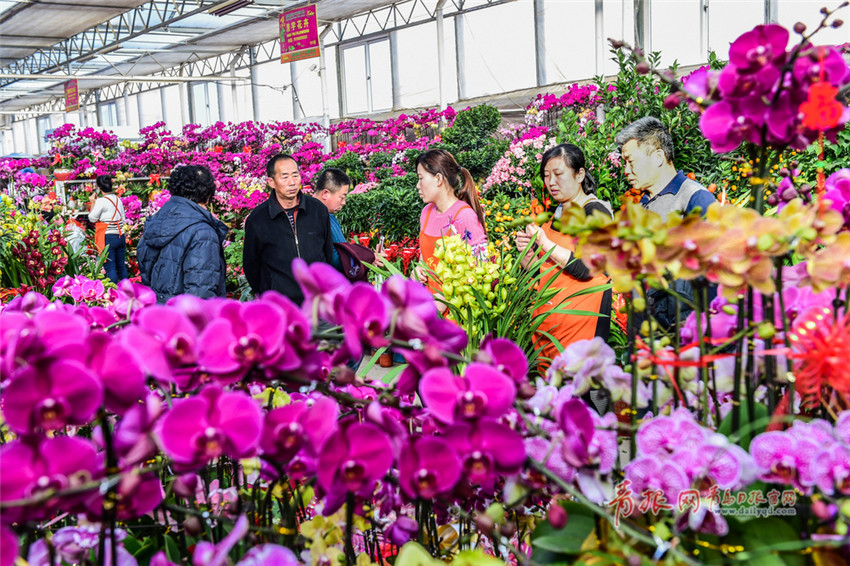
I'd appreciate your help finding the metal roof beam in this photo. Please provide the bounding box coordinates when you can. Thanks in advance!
[0,0,224,87]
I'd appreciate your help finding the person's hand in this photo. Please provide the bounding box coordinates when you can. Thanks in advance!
[434,293,449,314]
[514,230,532,253]
[525,223,549,249]
[372,251,386,267]
[89,193,97,203]
[413,265,426,282]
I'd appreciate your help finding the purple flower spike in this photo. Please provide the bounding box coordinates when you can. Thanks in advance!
[157,385,263,470]
[318,422,394,500]
[399,436,461,499]
[477,335,529,384]
[419,363,516,425]
[261,398,339,468]
[292,257,350,324]
[3,359,103,434]
[194,515,249,566]
[235,545,299,566]
[728,24,789,72]
[444,420,526,490]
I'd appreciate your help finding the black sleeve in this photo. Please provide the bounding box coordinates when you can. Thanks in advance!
[242,214,261,294]
[559,202,613,281]
[322,209,334,265]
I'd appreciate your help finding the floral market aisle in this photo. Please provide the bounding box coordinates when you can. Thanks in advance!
[3,10,850,566]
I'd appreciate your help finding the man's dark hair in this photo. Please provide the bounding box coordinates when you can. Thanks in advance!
[266,153,298,178]
[315,167,351,194]
[615,116,675,164]
[169,165,216,204]
[96,174,113,193]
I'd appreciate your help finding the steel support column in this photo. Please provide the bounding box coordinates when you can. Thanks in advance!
[635,0,651,54]
[765,0,779,23]
[436,0,449,111]
[700,0,710,59]
[389,30,401,110]
[319,26,333,152]
[595,0,604,76]
[290,62,303,121]
[534,0,546,86]
[454,11,466,102]
[250,47,260,123]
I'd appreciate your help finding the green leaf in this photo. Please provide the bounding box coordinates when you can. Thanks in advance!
[531,501,596,555]
[382,363,408,384]
[735,517,805,565]
[717,402,769,451]
[395,542,443,566]
[164,534,180,564]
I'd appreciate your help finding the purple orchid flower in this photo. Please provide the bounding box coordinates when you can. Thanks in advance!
[749,430,819,493]
[120,305,200,387]
[835,411,850,444]
[260,397,339,476]
[3,358,102,434]
[399,436,461,499]
[548,337,621,396]
[112,393,164,467]
[0,526,17,566]
[676,501,729,537]
[86,332,146,415]
[557,399,618,474]
[293,257,351,324]
[1,308,90,382]
[419,363,516,425]
[28,525,136,566]
[824,168,850,226]
[476,335,529,385]
[196,300,290,381]
[157,385,264,470]
[334,282,390,360]
[674,435,754,491]
[728,24,789,73]
[112,280,157,318]
[236,545,300,566]
[1,291,50,315]
[0,436,102,524]
[317,421,394,509]
[625,454,691,503]
[382,275,439,340]
[385,517,419,547]
[636,408,708,458]
[699,96,767,153]
[811,443,850,496]
[194,515,249,566]
[443,419,526,491]
[524,435,576,485]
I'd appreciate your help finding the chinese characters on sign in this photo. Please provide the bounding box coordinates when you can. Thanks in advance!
[64,79,79,112]
[607,481,798,528]
[279,4,319,64]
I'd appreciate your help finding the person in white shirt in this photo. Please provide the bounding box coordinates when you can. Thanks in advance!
[88,174,127,282]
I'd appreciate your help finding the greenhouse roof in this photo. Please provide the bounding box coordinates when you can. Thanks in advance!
[0,0,398,112]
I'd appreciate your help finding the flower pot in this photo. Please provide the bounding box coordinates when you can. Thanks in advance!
[379,352,394,367]
[53,169,72,181]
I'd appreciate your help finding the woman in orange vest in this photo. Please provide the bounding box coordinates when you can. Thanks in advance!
[416,149,487,310]
[88,174,127,283]
[514,144,613,367]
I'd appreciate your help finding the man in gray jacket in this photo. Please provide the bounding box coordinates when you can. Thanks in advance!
[137,165,228,303]
[616,117,716,329]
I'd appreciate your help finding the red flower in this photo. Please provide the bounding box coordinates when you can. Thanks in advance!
[789,308,850,403]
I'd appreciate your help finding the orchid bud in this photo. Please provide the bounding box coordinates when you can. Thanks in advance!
[517,381,537,399]
[333,366,356,385]
[663,93,682,109]
[832,19,843,28]
[793,22,807,34]
[548,503,569,529]
[498,522,517,538]
[635,61,651,74]
[183,516,203,537]
[474,514,495,535]
[780,186,798,202]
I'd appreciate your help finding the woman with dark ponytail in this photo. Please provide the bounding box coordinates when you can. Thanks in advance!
[415,148,487,297]
[514,143,614,365]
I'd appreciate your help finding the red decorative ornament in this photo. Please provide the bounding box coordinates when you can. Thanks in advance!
[799,82,844,131]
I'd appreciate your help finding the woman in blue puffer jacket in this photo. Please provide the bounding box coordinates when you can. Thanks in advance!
[138,165,229,303]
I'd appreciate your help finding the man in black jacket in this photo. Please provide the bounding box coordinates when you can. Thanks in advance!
[138,165,228,303]
[243,153,334,304]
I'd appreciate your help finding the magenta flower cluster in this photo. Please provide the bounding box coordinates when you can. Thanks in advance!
[689,24,850,152]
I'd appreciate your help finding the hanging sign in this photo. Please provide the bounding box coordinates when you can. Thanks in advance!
[280,4,320,64]
[64,79,79,112]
